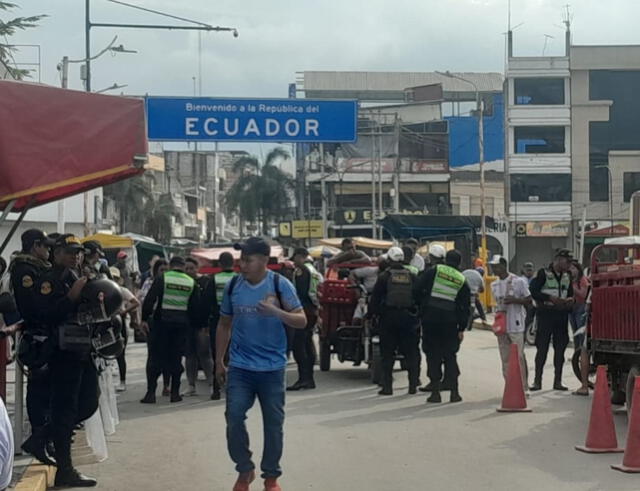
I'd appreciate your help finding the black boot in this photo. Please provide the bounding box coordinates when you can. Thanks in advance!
[54,466,97,488]
[170,377,182,403]
[140,392,156,404]
[378,386,393,396]
[419,381,434,393]
[427,391,441,403]
[554,376,568,391]
[21,427,56,467]
[450,389,462,403]
[530,372,542,391]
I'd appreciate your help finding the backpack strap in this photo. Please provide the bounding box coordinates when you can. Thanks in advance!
[274,272,284,309]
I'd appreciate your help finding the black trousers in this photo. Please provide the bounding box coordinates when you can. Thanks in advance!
[380,310,420,390]
[534,311,569,381]
[147,322,187,393]
[292,305,317,383]
[49,350,99,469]
[116,316,128,382]
[422,322,460,391]
[26,368,51,430]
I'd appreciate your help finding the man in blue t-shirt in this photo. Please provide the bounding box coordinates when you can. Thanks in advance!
[216,237,306,491]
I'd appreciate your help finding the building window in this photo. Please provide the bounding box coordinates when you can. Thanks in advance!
[514,78,565,105]
[514,126,565,154]
[624,172,640,202]
[589,70,640,201]
[510,174,571,202]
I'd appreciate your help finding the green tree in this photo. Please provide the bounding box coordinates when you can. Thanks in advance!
[145,192,177,244]
[0,2,46,80]
[225,147,294,235]
[104,175,152,234]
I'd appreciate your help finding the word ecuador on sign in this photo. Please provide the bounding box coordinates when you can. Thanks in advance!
[146,97,358,143]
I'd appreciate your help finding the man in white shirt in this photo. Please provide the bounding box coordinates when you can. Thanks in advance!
[0,396,13,491]
[489,255,531,392]
[463,267,485,330]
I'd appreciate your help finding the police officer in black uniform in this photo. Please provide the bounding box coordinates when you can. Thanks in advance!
[35,234,99,487]
[82,240,112,279]
[370,247,420,396]
[140,256,199,404]
[414,249,470,404]
[9,229,56,466]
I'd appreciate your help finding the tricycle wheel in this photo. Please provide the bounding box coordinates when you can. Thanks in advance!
[320,339,331,372]
[612,390,626,406]
[371,344,382,385]
[626,366,640,418]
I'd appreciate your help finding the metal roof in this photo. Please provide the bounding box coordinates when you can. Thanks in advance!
[298,71,504,102]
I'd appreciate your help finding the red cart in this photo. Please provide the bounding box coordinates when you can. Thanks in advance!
[583,237,640,414]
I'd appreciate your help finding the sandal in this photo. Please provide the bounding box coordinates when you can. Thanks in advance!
[573,388,589,396]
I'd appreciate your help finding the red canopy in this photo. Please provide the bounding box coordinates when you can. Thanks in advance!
[0,80,147,212]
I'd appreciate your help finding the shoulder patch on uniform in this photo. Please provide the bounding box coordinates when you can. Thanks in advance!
[40,281,52,295]
[22,275,34,288]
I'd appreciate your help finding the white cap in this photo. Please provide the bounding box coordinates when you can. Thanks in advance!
[428,244,446,259]
[386,246,405,262]
[488,254,507,266]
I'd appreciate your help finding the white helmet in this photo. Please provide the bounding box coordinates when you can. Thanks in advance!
[386,246,405,262]
[428,244,446,259]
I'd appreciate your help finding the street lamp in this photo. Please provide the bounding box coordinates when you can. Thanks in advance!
[85,0,239,92]
[96,83,128,94]
[56,35,136,236]
[595,164,614,236]
[437,70,486,262]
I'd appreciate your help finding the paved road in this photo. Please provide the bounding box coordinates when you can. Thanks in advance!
[82,330,637,491]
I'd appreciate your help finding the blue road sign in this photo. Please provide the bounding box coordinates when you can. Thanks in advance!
[146,97,358,143]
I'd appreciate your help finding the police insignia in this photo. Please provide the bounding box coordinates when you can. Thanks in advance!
[22,275,33,288]
[40,281,52,295]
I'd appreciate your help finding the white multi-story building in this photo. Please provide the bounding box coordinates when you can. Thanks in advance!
[505,31,573,268]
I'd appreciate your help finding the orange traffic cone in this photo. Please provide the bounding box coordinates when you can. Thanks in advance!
[612,376,640,472]
[575,365,623,453]
[497,343,531,412]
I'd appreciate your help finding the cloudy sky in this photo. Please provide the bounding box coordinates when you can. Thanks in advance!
[6,0,640,154]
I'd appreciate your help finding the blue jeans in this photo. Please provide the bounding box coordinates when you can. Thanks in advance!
[225,367,285,478]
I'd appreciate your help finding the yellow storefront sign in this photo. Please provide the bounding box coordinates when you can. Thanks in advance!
[292,220,324,239]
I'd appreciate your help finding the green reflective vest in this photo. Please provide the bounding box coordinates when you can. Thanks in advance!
[215,271,237,303]
[541,269,571,299]
[304,262,323,306]
[429,264,465,311]
[161,270,195,312]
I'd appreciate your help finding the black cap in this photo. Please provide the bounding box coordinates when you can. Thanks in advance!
[83,240,105,258]
[290,247,309,260]
[234,237,271,257]
[54,234,83,252]
[21,229,54,252]
[555,248,573,259]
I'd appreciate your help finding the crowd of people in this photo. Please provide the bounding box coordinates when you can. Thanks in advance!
[0,228,593,491]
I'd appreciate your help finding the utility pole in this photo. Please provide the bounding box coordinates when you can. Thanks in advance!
[377,110,383,238]
[393,113,400,213]
[479,96,486,264]
[437,71,486,262]
[320,144,328,238]
[370,121,377,239]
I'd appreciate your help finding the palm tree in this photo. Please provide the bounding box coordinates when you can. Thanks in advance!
[0,2,46,80]
[145,193,176,244]
[225,147,294,235]
[104,175,152,233]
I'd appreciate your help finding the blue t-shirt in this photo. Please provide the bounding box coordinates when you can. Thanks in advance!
[221,271,302,372]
